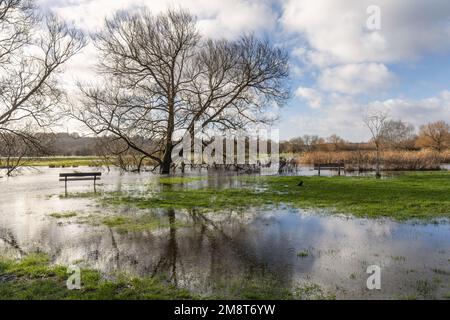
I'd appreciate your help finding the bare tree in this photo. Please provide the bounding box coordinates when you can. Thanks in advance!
[73,9,289,174]
[417,121,450,153]
[288,137,306,153]
[302,135,324,151]
[363,110,389,177]
[326,134,346,151]
[380,120,416,150]
[0,0,86,172]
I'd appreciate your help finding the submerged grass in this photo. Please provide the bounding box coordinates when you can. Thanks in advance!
[59,192,102,199]
[0,253,192,300]
[209,276,335,300]
[49,212,78,219]
[297,250,310,258]
[99,214,187,233]
[96,172,450,221]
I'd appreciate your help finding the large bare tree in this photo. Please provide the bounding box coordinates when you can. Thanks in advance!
[74,9,289,173]
[0,0,86,162]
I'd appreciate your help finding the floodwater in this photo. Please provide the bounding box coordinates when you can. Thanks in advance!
[0,167,449,299]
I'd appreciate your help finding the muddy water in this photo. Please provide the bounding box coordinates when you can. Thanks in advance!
[0,167,449,299]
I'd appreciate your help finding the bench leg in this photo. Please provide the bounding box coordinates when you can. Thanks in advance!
[94,176,97,193]
[318,165,321,176]
[65,177,67,196]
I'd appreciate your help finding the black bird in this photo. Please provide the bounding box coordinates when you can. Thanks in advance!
[297,181,304,187]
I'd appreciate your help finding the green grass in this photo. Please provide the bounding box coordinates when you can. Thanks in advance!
[158,176,205,185]
[96,172,450,220]
[0,254,333,300]
[0,254,192,300]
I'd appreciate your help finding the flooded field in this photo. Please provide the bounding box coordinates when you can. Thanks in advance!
[0,167,449,299]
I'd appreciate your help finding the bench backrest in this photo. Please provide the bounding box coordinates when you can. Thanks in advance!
[314,163,344,169]
[59,172,102,178]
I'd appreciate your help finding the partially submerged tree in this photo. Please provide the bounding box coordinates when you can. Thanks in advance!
[94,135,157,173]
[74,9,289,173]
[416,121,450,153]
[363,110,389,177]
[0,0,86,173]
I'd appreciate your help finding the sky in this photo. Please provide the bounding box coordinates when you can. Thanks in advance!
[37,0,450,141]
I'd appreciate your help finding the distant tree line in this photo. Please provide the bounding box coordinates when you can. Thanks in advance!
[280,120,450,154]
[2,119,447,158]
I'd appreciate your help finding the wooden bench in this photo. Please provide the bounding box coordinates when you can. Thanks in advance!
[314,163,345,176]
[59,172,102,193]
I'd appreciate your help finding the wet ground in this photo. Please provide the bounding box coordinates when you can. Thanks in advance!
[0,167,449,299]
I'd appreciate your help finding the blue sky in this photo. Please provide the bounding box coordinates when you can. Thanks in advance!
[39,0,450,141]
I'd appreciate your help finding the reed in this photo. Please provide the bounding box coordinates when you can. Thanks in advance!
[299,149,449,171]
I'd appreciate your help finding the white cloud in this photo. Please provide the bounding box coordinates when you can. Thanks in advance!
[37,0,278,115]
[366,91,450,127]
[283,1,450,99]
[38,0,276,39]
[318,63,395,95]
[282,0,450,64]
[295,87,322,109]
[283,0,450,101]
[285,91,450,141]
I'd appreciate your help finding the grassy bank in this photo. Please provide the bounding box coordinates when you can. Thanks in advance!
[0,253,192,300]
[96,172,450,221]
[24,157,103,168]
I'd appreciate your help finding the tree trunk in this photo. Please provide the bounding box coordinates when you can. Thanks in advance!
[161,145,173,174]
[375,144,381,178]
[161,96,175,174]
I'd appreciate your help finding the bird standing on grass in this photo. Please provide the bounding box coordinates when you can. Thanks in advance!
[297,181,304,187]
